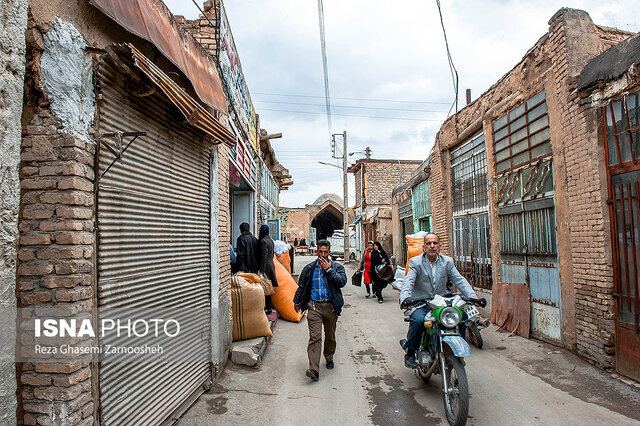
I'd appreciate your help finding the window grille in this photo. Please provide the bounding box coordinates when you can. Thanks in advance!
[492,90,551,174]
[451,133,488,213]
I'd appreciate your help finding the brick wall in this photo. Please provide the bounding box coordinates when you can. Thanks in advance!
[426,8,631,368]
[547,10,620,367]
[363,161,421,206]
[18,110,96,426]
[177,1,218,58]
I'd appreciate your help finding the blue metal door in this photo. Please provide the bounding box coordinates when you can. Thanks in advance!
[497,160,561,340]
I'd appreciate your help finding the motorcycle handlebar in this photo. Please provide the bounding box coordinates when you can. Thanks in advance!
[401,295,487,308]
[463,297,487,308]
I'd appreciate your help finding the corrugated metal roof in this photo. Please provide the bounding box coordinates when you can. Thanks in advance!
[108,44,234,146]
[90,0,227,112]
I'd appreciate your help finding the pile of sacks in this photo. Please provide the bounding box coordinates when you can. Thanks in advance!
[231,240,303,342]
[404,231,429,275]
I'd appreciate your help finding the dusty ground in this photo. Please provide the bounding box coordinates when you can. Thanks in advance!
[179,256,640,426]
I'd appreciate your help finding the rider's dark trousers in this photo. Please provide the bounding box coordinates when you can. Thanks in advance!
[405,307,430,352]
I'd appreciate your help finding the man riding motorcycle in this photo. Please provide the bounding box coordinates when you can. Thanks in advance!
[400,232,478,369]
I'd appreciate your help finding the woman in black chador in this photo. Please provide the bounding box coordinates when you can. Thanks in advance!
[258,224,279,313]
[370,241,392,303]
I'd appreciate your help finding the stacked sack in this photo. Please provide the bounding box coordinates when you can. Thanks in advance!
[405,231,429,275]
[274,240,292,273]
[231,273,273,341]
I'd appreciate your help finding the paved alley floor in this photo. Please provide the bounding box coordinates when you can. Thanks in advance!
[179,256,640,426]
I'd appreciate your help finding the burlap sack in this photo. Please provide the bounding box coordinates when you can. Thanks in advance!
[260,275,275,296]
[231,273,273,341]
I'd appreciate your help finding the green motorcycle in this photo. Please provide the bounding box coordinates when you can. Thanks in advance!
[401,293,486,426]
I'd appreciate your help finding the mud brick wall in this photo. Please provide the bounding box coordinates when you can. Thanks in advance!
[427,8,632,367]
[18,110,96,425]
[177,0,218,58]
[358,161,421,207]
[546,11,623,368]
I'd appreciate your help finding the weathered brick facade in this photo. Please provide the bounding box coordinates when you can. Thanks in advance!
[427,8,632,371]
[350,160,421,254]
[15,1,239,423]
[18,111,96,426]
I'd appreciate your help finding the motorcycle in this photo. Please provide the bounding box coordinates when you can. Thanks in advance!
[400,293,486,426]
[462,304,490,349]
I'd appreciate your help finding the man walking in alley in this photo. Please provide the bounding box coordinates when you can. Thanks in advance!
[294,240,347,381]
[234,222,259,273]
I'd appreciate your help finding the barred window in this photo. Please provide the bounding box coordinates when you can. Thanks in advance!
[492,90,551,174]
[451,133,488,213]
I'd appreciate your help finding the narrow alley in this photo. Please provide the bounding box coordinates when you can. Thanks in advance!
[180,256,640,426]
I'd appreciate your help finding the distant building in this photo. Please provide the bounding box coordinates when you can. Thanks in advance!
[348,159,422,258]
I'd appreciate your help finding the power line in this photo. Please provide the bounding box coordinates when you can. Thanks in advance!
[253,92,451,105]
[435,0,459,116]
[258,108,444,122]
[253,99,448,113]
[317,0,333,140]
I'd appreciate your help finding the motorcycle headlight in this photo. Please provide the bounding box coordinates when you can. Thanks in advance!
[440,307,461,328]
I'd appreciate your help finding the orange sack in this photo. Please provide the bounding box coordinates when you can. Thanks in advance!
[405,236,425,275]
[272,255,304,322]
[231,273,273,341]
[276,251,292,273]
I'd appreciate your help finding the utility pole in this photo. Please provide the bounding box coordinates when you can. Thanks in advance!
[365,146,371,160]
[329,131,350,262]
[342,131,349,262]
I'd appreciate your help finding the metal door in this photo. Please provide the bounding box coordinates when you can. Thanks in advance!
[96,57,212,425]
[497,160,560,340]
[493,90,560,341]
[603,93,640,381]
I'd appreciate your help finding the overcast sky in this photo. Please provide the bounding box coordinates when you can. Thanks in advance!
[166,1,639,208]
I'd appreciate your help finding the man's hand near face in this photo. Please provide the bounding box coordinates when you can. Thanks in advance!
[318,256,332,270]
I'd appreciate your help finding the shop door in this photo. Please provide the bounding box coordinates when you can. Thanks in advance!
[493,90,560,341]
[604,94,640,381]
[497,160,560,340]
[96,57,213,425]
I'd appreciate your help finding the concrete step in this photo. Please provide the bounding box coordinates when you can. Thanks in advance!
[230,317,277,367]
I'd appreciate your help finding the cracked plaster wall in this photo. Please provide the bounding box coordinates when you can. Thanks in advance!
[0,0,29,423]
[40,18,94,142]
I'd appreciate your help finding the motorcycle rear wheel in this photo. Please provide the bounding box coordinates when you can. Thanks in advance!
[467,323,483,349]
[442,354,469,426]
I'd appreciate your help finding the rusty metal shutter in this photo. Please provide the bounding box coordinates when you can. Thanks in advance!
[95,58,212,425]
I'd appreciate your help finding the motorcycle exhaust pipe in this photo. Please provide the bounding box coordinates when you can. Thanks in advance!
[477,318,491,327]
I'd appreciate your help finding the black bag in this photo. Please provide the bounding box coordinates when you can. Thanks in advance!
[351,271,362,287]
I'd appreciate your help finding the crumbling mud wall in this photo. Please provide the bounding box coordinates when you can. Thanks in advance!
[0,1,29,423]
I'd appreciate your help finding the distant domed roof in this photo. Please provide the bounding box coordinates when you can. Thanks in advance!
[313,193,343,206]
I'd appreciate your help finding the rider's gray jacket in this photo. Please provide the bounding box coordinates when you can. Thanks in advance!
[400,253,477,303]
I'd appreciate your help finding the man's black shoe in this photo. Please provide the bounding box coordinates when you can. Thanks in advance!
[306,369,319,381]
[326,361,334,370]
[404,353,418,369]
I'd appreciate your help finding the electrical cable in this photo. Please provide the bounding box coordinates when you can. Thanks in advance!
[435,0,459,116]
[252,99,448,113]
[253,92,450,105]
[258,108,444,122]
[317,0,333,140]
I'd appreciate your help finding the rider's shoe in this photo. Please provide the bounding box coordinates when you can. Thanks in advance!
[404,353,418,369]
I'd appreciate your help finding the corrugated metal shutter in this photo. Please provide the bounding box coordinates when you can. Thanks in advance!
[96,58,212,425]
[398,199,412,219]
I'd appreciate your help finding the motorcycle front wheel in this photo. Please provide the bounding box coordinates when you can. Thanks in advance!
[467,323,483,349]
[442,354,469,426]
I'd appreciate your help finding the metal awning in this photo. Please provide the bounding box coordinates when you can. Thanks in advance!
[90,0,227,112]
[108,44,234,146]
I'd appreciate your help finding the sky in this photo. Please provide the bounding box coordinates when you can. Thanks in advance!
[165,1,639,208]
